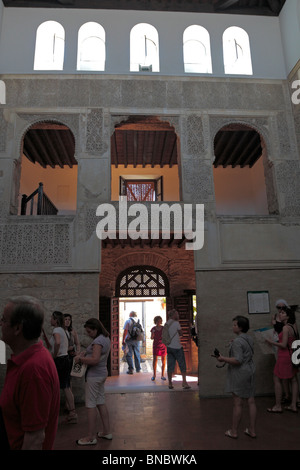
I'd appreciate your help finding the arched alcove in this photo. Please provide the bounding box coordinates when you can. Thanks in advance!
[18,121,78,215]
[110,115,181,202]
[213,123,274,216]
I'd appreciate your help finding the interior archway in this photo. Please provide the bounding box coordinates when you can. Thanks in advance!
[18,121,77,215]
[213,123,272,216]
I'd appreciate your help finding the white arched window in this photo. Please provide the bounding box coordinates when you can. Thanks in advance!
[183,25,212,74]
[77,22,106,71]
[130,23,159,72]
[0,80,6,104]
[223,26,253,75]
[34,21,65,70]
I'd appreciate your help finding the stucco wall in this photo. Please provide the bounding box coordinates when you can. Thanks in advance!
[0,7,287,78]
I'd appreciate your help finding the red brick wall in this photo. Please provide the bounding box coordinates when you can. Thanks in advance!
[99,244,195,297]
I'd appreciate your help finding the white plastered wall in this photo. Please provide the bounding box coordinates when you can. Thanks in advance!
[0,6,287,78]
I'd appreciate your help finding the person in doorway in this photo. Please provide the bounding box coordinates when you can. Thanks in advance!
[166,309,190,390]
[122,311,141,374]
[215,315,257,439]
[75,318,111,446]
[151,316,167,381]
[48,311,77,424]
[265,302,299,413]
[0,295,60,450]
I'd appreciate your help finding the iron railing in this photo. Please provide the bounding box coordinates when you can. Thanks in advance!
[21,182,58,215]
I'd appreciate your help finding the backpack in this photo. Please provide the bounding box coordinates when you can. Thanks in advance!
[161,320,177,346]
[129,318,144,341]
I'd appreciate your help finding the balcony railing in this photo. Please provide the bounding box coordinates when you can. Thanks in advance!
[21,182,58,215]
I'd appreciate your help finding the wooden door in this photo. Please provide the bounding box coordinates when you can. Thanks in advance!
[174,295,193,373]
[110,298,120,376]
[99,296,112,374]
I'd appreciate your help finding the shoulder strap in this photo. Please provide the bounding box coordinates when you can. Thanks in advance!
[239,335,254,354]
[288,323,299,340]
[167,319,178,341]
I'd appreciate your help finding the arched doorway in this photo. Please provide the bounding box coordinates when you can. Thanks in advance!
[99,256,197,377]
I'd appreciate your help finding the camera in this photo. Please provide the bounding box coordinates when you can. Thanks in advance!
[213,348,220,357]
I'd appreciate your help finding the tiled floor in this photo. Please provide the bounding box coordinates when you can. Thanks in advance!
[53,368,300,452]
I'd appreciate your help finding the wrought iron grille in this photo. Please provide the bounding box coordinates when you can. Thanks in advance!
[116,265,169,297]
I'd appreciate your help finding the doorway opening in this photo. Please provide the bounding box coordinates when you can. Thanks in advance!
[118,296,167,375]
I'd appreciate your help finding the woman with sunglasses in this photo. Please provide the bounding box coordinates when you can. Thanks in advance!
[266,300,299,413]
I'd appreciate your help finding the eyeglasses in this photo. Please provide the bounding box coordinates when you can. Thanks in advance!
[276,306,287,311]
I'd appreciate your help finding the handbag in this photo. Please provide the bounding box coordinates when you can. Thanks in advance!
[70,358,87,378]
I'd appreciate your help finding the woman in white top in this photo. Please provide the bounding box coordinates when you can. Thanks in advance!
[50,311,77,424]
[74,318,111,446]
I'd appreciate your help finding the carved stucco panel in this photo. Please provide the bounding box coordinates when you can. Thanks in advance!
[276,161,300,217]
[182,159,213,204]
[181,114,205,157]
[86,109,107,155]
[276,112,297,160]
[0,223,71,266]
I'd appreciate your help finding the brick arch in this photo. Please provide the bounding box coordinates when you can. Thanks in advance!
[114,251,169,274]
[99,249,171,298]
[99,246,195,298]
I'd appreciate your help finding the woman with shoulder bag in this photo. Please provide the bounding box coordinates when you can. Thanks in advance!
[74,318,111,446]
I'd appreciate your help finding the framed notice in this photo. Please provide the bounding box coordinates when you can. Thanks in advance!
[247,291,270,314]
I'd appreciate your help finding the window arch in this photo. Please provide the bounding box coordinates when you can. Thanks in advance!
[183,25,212,74]
[0,80,6,104]
[130,23,160,72]
[116,265,169,297]
[77,22,106,71]
[223,26,253,75]
[34,21,65,70]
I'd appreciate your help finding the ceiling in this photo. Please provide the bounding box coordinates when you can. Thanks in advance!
[23,122,77,168]
[2,0,286,16]
[23,117,262,169]
[111,117,178,168]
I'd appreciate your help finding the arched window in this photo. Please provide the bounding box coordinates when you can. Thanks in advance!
[223,27,253,75]
[0,80,6,104]
[130,23,159,72]
[183,25,212,74]
[77,22,106,71]
[34,21,65,70]
[116,265,169,297]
